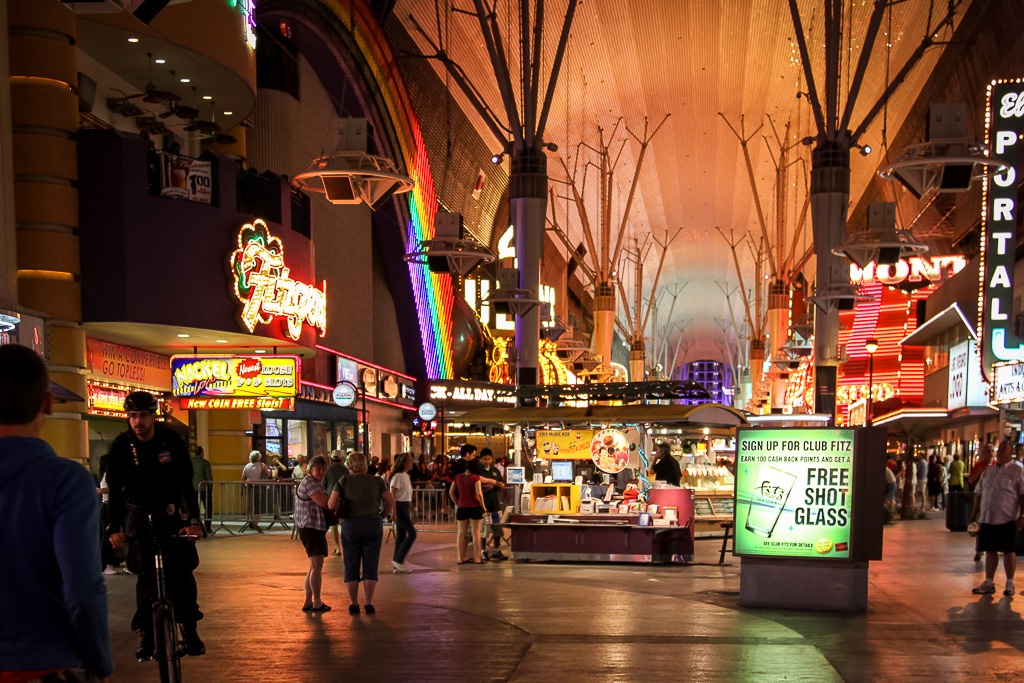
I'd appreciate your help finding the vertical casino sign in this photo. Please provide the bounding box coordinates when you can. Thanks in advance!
[980,81,1024,378]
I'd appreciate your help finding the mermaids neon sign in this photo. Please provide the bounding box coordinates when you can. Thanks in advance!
[229,219,327,341]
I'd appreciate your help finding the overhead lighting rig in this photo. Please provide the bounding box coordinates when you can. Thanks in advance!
[484,268,542,318]
[403,212,495,276]
[293,118,414,210]
[833,202,929,269]
[879,104,1007,198]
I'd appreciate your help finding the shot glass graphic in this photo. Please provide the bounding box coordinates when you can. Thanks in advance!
[744,464,797,538]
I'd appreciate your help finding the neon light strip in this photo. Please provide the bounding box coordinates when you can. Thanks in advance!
[322,1,454,379]
[315,344,417,382]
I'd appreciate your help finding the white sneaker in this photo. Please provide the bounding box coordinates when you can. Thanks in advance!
[392,561,411,574]
[1005,580,1016,596]
[973,580,996,595]
[102,565,117,575]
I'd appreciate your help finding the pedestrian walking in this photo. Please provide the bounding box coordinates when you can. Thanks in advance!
[390,452,417,573]
[970,440,1024,596]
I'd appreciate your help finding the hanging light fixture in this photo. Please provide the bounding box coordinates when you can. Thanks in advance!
[403,211,495,276]
[832,202,929,269]
[878,104,1007,199]
[293,118,414,210]
[485,268,542,318]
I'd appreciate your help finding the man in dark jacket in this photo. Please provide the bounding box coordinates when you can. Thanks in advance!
[0,344,113,681]
[651,442,682,487]
[108,390,205,660]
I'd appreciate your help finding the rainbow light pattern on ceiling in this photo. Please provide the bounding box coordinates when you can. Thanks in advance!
[321,0,454,379]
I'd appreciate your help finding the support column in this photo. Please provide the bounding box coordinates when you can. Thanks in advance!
[810,142,850,419]
[749,339,765,412]
[511,148,546,386]
[9,0,87,457]
[208,410,252,483]
[767,280,791,411]
[0,0,17,305]
[629,340,645,383]
[591,282,615,370]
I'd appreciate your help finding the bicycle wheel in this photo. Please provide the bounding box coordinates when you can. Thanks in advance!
[153,600,182,683]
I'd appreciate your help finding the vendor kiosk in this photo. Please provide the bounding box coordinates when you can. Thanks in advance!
[457,401,749,564]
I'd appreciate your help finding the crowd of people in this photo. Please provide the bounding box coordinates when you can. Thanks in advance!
[289,443,509,614]
[881,445,1023,516]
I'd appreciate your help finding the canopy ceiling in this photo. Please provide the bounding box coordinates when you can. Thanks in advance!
[394,0,972,366]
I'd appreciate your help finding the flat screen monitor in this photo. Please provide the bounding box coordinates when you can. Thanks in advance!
[551,460,573,482]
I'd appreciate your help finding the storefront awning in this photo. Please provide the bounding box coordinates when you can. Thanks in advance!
[872,407,949,427]
[455,402,749,427]
[900,303,976,347]
[50,380,85,404]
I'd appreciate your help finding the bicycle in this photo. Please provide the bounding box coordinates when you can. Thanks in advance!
[149,516,187,683]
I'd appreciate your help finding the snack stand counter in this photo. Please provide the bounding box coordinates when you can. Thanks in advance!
[507,513,695,564]
[507,484,699,563]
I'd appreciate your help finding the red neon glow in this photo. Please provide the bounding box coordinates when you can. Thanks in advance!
[837,280,936,424]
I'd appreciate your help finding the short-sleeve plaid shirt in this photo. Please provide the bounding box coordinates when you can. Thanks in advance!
[295,475,326,531]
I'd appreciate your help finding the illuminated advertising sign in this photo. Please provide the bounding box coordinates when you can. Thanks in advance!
[535,429,598,461]
[980,81,1024,378]
[180,397,294,410]
[429,381,516,405]
[836,383,894,407]
[464,226,556,332]
[86,338,171,389]
[735,428,855,559]
[336,357,358,384]
[992,360,1024,405]
[229,219,327,342]
[847,399,867,427]
[948,340,990,410]
[171,355,299,400]
[849,255,965,286]
[87,382,130,417]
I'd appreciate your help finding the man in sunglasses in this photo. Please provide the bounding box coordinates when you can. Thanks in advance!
[107,391,205,661]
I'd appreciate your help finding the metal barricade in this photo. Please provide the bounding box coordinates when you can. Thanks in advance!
[408,483,519,533]
[410,483,457,532]
[200,480,298,536]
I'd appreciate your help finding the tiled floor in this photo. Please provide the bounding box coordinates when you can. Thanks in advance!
[103,513,1024,682]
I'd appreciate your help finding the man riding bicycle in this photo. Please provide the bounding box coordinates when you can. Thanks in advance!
[107,391,206,661]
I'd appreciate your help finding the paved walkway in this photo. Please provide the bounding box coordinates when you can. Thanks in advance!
[102,514,1024,682]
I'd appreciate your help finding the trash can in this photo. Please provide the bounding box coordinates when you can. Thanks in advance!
[945,491,973,532]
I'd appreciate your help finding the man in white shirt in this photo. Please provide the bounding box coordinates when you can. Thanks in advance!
[970,440,1024,596]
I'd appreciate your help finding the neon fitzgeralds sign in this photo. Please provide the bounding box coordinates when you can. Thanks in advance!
[980,81,1024,378]
[850,256,965,286]
[229,219,327,341]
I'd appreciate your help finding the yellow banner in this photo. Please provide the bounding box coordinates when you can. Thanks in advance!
[536,429,597,460]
